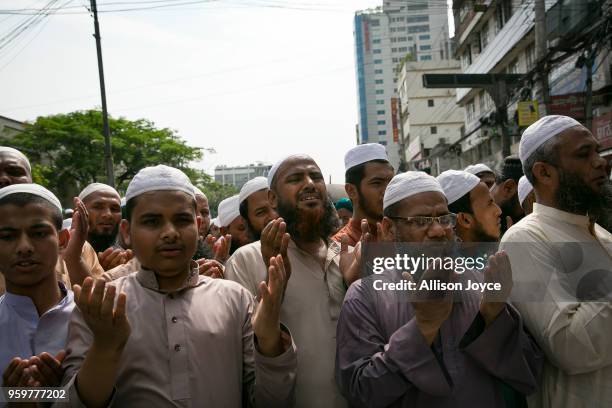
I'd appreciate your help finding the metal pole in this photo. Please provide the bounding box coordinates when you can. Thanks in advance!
[397,98,407,172]
[534,0,550,114]
[90,0,115,187]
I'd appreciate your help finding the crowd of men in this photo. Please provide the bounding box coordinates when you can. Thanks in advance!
[0,114,611,407]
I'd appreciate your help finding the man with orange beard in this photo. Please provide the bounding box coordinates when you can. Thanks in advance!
[225,154,352,408]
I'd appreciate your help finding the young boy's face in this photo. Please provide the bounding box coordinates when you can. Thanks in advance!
[122,190,200,278]
[0,203,67,288]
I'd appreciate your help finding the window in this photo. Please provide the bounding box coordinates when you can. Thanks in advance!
[407,1,427,10]
[391,37,398,43]
[391,47,398,52]
[398,36,408,42]
[374,69,383,74]
[406,36,412,41]
[372,38,381,44]
[378,130,387,135]
[398,46,408,52]
[377,120,386,125]
[428,99,434,107]
[396,27,406,32]
[467,100,476,122]
[390,27,397,33]
[406,15,429,23]
[370,19,380,27]
[420,45,431,51]
[392,58,399,63]
[419,34,430,40]
[373,49,382,54]
[480,21,489,50]
[526,43,536,70]
[407,25,429,33]
[379,140,387,145]
[375,79,384,84]
[376,100,385,105]
[377,110,386,115]
[376,89,384,94]
[374,59,383,64]
[430,126,437,135]
[420,55,432,61]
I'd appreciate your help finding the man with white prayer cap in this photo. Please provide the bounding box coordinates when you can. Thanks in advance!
[239,176,277,240]
[336,171,542,408]
[192,186,211,239]
[517,176,535,215]
[0,147,103,295]
[0,183,76,389]
[60,164,298,407]
[0,146,31,188]
[226,154,348,408]
[438,169,502,242]
[500,115,612,407]
[464,163,496,188]
[78,183,132,271]
[217,194,251,255]
[333,143,394,246]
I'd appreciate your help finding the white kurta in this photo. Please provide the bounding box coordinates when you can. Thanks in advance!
[225,240,348,408]
[500,203,612,408]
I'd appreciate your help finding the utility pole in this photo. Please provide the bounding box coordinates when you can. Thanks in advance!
[583,45,597,130]
[534,0,550,115]
[397,97,408,172]
[90,0,115,187]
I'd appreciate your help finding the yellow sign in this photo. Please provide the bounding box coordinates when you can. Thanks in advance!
[518,101,539,127]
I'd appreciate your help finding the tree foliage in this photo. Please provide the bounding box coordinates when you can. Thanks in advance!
[1,110,221,203]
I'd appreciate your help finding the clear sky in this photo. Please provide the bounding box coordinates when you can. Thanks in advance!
[1,0,452,183]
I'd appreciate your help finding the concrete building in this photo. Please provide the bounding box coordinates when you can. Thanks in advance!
[397,60,465,175]
[0,115,24,139]
[214,162,271,190]
[451,0,611,171]
[353,0,453,169]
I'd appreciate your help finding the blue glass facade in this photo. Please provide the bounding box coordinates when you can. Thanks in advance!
[354,14,368,143]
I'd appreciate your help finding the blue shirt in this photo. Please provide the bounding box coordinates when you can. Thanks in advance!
[0,283,74,373]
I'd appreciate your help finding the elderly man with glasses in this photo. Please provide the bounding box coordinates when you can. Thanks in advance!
[335,171,542,408]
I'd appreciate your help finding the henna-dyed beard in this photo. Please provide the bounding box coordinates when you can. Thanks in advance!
[276,195,340,243]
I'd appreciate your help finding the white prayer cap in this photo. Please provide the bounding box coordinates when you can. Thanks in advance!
[436,170,481,205]
[0,183,61,212]
[210,217,219,227]
[0,146,31,173]
[78,182,120,201]
[519,115,583,162]
[125,165,195,202]
[383,171,445,210]
[344,143,388,172]
[239,177,268,204]
[267,154,315,187]
[62,218,73,231]
[517,176,534,205]
[193,185,206,199]
[120,197,126,207]
[217,195,240,227]
[464,163,494,175]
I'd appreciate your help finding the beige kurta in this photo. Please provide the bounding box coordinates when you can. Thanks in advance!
[0,241,103,295]
[225,240,348,408]
[60,265,297,407]
[500,203,612,408]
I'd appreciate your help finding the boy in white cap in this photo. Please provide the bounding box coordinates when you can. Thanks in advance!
[464,163,496,188]
[500,115,612,407]
[226,154,347,408]
[218,194,252,256]
[78,183,132,271]
[336,171,542,408]
[437,169,502,242]
[333,143,394,246]
[239,176,277,240]
[0,147,103,295]
[60,165,297,407]
[0,184,75,388]
[517,176,535,215]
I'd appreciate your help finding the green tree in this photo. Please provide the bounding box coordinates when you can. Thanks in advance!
[194,174,238,218]
[1,110,206,204]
